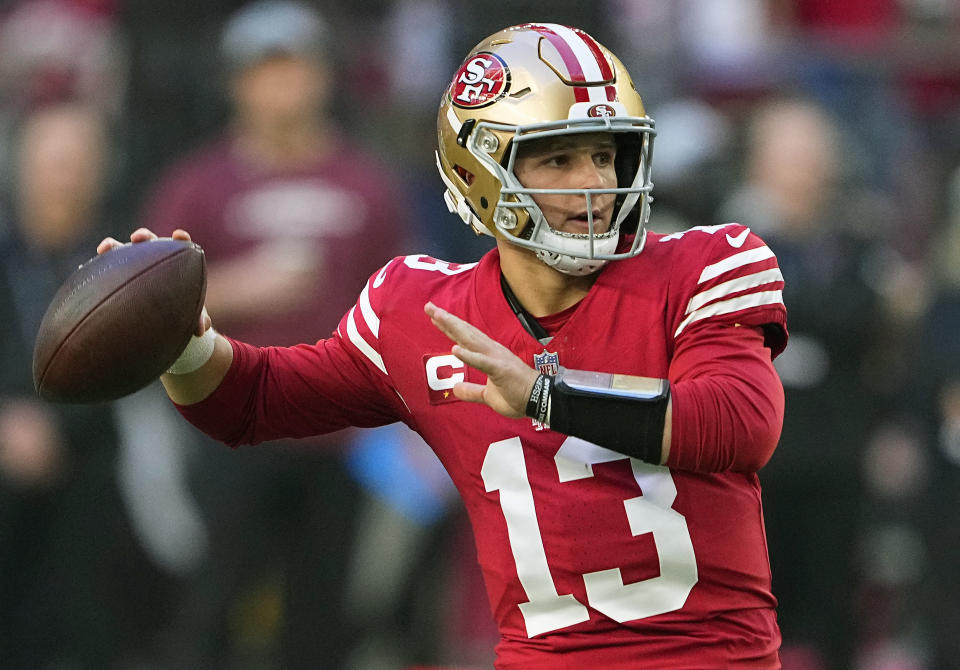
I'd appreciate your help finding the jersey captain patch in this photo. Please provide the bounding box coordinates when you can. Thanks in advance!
[424,353,464,404]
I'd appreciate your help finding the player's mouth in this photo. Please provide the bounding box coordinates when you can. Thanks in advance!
[566,210,608,234]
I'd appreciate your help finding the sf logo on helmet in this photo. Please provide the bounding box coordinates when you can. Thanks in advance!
[588,104,616,118]
[451,52,510,108]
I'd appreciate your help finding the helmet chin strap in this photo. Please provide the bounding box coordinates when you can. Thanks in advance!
[537,249,609,276]
[534,229,619,276]
[526,202,620,275]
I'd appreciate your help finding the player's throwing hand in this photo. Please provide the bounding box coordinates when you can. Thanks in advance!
[97,228,211,336]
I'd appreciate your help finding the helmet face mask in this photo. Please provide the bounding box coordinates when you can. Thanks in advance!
[436,23,656,276]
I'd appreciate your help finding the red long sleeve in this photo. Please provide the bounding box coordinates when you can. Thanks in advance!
[174,336,403,447]
[667,322,785,473]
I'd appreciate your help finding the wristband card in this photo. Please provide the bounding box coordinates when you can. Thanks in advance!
[560,369,668,400]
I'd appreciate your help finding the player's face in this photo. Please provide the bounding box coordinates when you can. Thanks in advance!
[231,54,329,125]
[513,133,618,236]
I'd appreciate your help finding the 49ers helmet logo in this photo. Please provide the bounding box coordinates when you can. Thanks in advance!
[450,52,510,108]
[588,103,616,118]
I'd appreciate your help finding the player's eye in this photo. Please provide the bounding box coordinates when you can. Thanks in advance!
[541,153,569,167]
[593,151,614,167]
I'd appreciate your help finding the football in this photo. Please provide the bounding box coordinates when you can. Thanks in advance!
[32,238,207,403]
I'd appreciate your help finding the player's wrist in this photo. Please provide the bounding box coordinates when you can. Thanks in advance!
[528,367,670,465]
[524,373,553,424]
[166,328,218,375]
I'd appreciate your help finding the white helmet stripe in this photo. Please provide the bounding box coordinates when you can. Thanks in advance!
[445,104,463,133]
[532,23,613,103]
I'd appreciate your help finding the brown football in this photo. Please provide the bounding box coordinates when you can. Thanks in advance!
[32,238,206,403]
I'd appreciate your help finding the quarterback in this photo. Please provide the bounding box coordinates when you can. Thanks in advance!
[101,24,788,669]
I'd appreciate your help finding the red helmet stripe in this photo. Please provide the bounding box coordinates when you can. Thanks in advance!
[573,27,614,81]
[530,23,622,104]
[526,23,587,82]
[526,24,589,102]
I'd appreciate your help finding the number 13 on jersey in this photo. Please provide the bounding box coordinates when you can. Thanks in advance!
[482,436,698,637]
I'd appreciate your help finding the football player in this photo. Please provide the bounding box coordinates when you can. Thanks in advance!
[101,23,788,669]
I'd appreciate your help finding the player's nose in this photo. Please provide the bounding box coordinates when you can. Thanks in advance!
[571,156,611,190]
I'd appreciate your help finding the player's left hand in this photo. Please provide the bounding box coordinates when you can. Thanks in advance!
[426,302,538,419]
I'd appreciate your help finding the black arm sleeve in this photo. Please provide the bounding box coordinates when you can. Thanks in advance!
[524,370,669,465]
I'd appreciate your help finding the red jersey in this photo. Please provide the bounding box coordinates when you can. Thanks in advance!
[179,223,788,669]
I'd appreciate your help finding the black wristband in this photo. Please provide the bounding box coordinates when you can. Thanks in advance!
[547,369,669,465]
[524,373,553,424]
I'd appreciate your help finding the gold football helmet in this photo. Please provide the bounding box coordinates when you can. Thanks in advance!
[436,23,656,275]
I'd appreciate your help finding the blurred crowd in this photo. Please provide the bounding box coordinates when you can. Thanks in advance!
[0,1,957,669]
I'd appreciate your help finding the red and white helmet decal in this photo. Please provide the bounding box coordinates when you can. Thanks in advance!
[588,103,617,117]
[449,52,510,108]
[524,23,617,103]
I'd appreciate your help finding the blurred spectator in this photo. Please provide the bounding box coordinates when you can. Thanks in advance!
[677,0,780,94]
[0,0,124,113]
[644,96,735,233]
[854,420,931,670]
[909,165,960,670]
[137,2,440,666]
[142,0,409,347]
[605,0,787,108]
[340,423,465,670]
[0,0,126,189]
[719,97,890,670]
[0,102,163,667]
[788,0,900,48]
[370,0,488,263]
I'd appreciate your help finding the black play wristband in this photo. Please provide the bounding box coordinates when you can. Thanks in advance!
[526,367,669,465]
[524,373,552,424]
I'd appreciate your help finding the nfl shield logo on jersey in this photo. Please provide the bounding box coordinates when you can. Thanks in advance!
[531,350,559,430]
[533,350,559,376]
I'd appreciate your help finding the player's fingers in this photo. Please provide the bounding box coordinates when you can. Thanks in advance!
[425,302,471,342]
[130,228,160,243]
[172,229,193,242]
[450,344,496,375]
[424,301,441,318]
[96,237,122,255]
[198,306,211,336]
[452,381,486,405]
[426,302,498,352]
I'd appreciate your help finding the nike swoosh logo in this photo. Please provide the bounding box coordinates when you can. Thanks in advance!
[726,228,750,248]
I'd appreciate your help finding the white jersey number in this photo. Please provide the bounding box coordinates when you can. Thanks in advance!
[481,436,698,638]
[402,254,477,275]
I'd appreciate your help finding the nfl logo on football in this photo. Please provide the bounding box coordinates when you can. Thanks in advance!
[532,350,559,430]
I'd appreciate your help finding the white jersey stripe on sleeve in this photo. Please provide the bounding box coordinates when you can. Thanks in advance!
[685,268,784,315]
[346,306,386,374]
[358,283,380,338]
[372,258,395,288]
[675,290,784,338]
[698,246,775,284]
